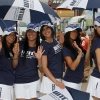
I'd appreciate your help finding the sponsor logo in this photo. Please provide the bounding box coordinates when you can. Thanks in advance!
[21,50,36,59]
[70,0,82,6]
[52,0,63,4]
[53,44,62,54]
[23,0,29,8]
[30,0,34,9]
[52,84,55,91]
[23,0,34,9]
[49,91,68,100]
[14,7,25,20]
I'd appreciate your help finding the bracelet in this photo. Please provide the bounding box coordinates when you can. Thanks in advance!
[12,57,18,60]
[37,65,42,67]
[77,55,82,59]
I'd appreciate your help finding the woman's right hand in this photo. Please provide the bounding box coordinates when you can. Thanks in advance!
[13,43,20,57]
[0,37,2,51]
[55,80,65,89]
[73,41,82,53]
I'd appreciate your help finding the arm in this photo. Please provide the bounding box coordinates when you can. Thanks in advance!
[34,46,45,73]
[84,36,92,65]
[58,32,65,47]
[95,48,100,72]
[12,43,19,68]
[84,45,90,65]
[42,55,57,83]
[64,41,82,71]
[64,51,82,71]
[12,54,19,68]
[38,59,43,73]
[42,55,65,89]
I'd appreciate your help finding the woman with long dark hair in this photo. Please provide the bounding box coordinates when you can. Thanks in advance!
[12,22,44,100]
[86,16,100,100]
[62,24,90,90]
[0,27,17,100]
[40,21,65,95]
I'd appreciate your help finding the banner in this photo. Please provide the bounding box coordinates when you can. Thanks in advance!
[38,87,91,100]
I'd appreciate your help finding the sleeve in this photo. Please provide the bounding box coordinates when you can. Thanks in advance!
[92,38,100,51]
[41,41,49,55]
[62,47,72,57]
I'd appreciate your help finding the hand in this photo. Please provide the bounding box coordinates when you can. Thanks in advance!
[73,41,82,53]
[55,81,65,89]
[13,43,20,57]
[34,46,45,60]
[58,32,65,44]
[0,37,2,51]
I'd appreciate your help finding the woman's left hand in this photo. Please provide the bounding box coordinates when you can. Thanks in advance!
[34,46,45,60]
[58,31,65,44]
[88,36,93,47]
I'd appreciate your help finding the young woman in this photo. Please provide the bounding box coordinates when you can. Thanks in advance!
[0,27,17,100]
[86,16,100,100]
[12,22,44,100]
[40,21,65,95]
[62,24,90,90]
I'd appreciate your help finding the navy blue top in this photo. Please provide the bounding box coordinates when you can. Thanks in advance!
[41,39,63,78]
[0,48,15,85]
[62,47,84,83]
[91,38,100,78]
[15,41,39,83]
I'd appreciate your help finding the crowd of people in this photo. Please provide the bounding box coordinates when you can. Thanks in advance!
[0,16,100,100]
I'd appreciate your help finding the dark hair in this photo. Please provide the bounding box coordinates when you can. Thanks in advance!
[40,25,54,40]
[94,26,100,39]
[64,31,82,58]
[22,30,40,63]
[2,35,17,58]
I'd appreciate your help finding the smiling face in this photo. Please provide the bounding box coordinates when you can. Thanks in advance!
[6,32,16,45]
[70,30,78,41]
[42,26,53,39]
[27,29,37,41]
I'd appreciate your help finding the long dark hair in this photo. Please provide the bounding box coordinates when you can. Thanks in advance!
[22,30,40,63]
[40,25,55,40]
[93,26,100,39]
[2,35,17,58]
[64,31,82,58]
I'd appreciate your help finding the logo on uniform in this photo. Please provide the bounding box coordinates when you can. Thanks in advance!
[21,50,36,59]
[53,44,61,54]
[70,0,82,6]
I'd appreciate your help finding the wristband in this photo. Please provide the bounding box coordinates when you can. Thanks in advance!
[12,57,18,60]
[77,55,82,59]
